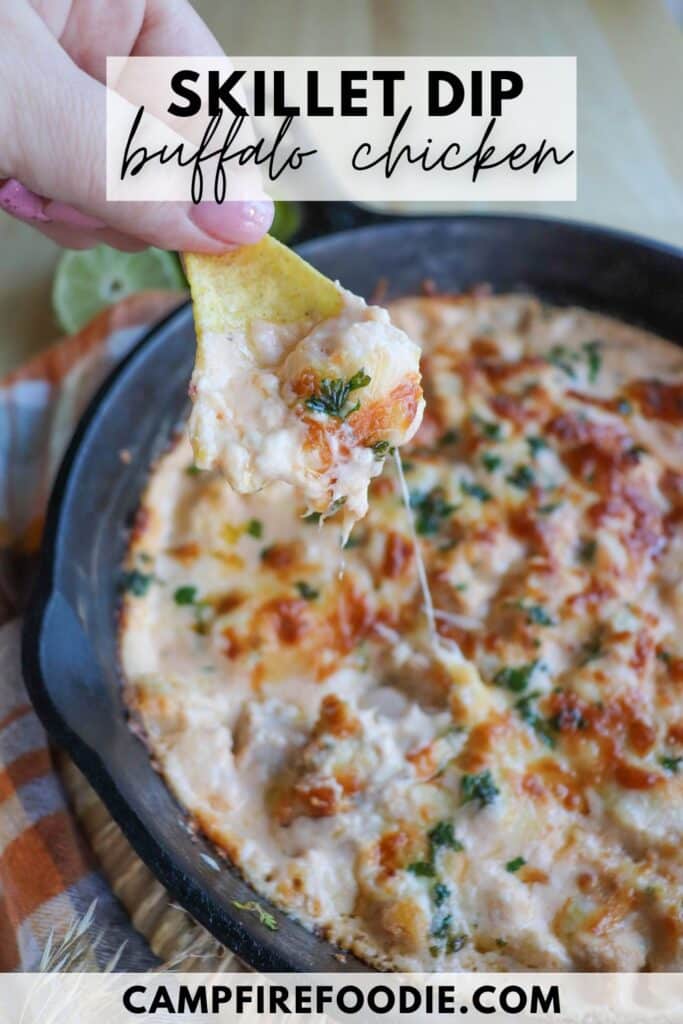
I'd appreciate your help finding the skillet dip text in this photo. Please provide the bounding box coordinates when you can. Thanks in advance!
[121,294,683,971]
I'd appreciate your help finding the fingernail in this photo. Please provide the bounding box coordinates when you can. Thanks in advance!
[0,178,50,222]
[190,199,274,245]
[45,200,105,230]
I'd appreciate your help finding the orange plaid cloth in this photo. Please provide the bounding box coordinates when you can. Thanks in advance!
[0,291,182,969]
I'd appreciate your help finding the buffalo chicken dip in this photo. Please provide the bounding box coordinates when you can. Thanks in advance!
[121,294,683,971]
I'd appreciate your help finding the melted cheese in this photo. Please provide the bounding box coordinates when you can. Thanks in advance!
[190,287,424,529]
[122,294,683,972]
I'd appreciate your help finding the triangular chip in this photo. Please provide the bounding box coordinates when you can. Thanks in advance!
[185,235,342,370]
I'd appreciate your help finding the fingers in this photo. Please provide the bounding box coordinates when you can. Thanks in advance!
[2,60,273,250]
[134,0,224,59]
[2,2,273,252]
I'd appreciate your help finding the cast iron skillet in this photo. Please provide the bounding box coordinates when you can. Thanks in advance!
[23,216,683,972]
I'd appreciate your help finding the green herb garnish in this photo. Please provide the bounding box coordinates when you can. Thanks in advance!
[547,344,577,378]
[460,770,499,808]
[473,415,502,440]
[493,660,537,693]
[524,604,555,627]
[583,340,602,383]
[231,900,278,931]
[482,452,501,472]
[659,755,682,774]
[515,692,556,748]
[506,856,526,873]
[407,861,436,877]
[122,570,153,596]
[246,518,263,538]
[461,479,492,502]
[371,439,394,459]
[580,631,603,664]
[174,585,198,605]
[410,488,457,535]
[578,537,597,564]
[428,821,464,852]
[432,882,450,906]
[295,580,319,601]
[507,464,535,490]
[305,368,371,419]
[527,436,548,458]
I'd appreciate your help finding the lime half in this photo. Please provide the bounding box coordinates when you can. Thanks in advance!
[52,245,187,334]
[269,201,301,244]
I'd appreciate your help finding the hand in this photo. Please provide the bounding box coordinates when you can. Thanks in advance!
[0,1,273,251]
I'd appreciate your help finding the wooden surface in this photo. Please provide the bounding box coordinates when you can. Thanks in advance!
[0,0,681,374]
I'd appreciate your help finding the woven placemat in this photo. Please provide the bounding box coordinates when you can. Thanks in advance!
[57,752,249,971]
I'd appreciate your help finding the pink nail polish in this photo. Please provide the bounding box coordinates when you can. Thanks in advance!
[0,179,50,222]
[45,201,105,230]
[190,199,274,244]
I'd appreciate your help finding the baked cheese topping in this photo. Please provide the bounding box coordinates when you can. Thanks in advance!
[189,287,424,529]
[122,294,683,972]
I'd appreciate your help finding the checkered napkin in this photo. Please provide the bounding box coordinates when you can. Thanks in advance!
[0,291,182,970]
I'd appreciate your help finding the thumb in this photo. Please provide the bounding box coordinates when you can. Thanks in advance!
[1,23,272,251]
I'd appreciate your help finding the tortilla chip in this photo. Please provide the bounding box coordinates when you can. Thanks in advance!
[185,236,343,363]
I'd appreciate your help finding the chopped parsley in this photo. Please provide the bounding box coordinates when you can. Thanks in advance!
[527,436,548,458]
[506,856,526,873]
[173,585,212,634]
[583,340,602,383]
[578,537,597,565]
[410,488,457,535]
[407,821,464,888]
[460,770,499,809]
[472,414,502,440]
[461,479,492,502]
[407,860,436,877]
[428,821,464,853]
[303,511,321,524]
[295,580,319,601]
[432,882,450,906]
[506,464,535,490]
[185,464,201,476]
[493,660,537,693]
[523,604,555,627]
[547,344,577,378]
[439,429,460,446]
[481,452,502,472]
[431,914,453,940]
[246,518,263,538]
[659,755,682,774]
[580,631,603,664]
[231,900,278,931]
[122,569,153,596]
[515,692,556,748]
[305,368,371,419]
[371,439,394,460]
